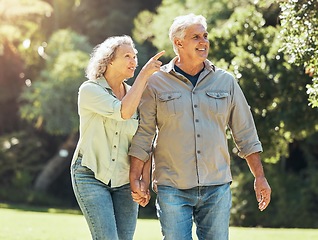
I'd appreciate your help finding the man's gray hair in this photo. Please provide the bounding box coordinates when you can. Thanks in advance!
[86,35,138,80]
[169,13,207,55]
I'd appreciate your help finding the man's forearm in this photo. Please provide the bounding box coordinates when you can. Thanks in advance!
[245,152,265,178]
[141,157,151,185]
[130,156,145,184]
[130,155,151,207]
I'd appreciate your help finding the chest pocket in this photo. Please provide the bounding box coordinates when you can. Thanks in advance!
[206,91,229,115]
[158,91,182,117]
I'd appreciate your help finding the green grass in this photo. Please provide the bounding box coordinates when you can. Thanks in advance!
[1,205,318,240]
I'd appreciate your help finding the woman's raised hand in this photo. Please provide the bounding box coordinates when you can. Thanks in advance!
[140,50,165,76]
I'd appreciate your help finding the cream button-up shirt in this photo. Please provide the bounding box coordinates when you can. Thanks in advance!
[71,78,138,187]
[129,58,262,189]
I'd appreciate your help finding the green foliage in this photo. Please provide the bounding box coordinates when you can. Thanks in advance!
[133,0,236,57]
[0,0,53,71]
[232,134,318,228]
[231,163,318,228]
[210,8,318,227]
[0,129,71,206]
[0,0,52,43]
[45,29,91,59]
[0,0,54,135]
[0,131,48,194]
[72,0,144,45]
[209,4,318,163]
[279,0,318,107]
[19,29,91,135]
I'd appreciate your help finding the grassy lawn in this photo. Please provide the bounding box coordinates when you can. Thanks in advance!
[1,205,318,240]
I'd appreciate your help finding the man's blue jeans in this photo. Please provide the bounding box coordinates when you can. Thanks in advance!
[156,183,231,240]
[71,157,138,240]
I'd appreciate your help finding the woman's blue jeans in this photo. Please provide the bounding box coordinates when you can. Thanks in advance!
[156,183,231,240]
[71,157,138,240]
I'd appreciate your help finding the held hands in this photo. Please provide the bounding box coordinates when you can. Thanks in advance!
[254,176,271,211]
[130,157,151,207]
[140,50,165,77]
[131,179,151,207]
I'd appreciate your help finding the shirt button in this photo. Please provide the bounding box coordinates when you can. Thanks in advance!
[194,104,198,108]
[114,145,117,148]
[112,159,115,161]
[195,119,199,122]
[197,150,201,154]
[197,134,201,137]
[115,132,118,135]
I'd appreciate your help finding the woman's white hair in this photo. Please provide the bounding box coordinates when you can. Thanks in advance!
[169,13,207,55]
[85,35,138,80]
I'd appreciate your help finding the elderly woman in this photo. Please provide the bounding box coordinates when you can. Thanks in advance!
[71,35,164,240]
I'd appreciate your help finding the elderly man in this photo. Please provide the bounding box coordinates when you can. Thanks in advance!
[129,13,271,240]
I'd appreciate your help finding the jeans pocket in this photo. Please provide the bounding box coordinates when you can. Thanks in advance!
[72,157,93,176]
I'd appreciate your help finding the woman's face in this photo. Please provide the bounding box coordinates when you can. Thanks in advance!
[109,44,138,80]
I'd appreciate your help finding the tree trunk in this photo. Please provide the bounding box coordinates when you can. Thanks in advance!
[34,132,78,192]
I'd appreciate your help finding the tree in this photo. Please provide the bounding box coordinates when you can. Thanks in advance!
[279,0,318,107]
[133,0,235,57]
[0,0,53,134]
[209,3,318,227]
[19,29,91,191]
[72,0,156,45]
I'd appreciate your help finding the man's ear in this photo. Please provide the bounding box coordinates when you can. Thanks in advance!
[174,39,183,48]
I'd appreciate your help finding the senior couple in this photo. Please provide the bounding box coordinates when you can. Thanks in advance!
[70,13,271,240]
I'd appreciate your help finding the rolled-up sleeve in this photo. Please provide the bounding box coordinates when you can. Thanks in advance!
[228,80,263,158]
[79,82,123,121]
[128,83,157,162]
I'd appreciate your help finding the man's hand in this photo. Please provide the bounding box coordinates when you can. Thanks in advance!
[254,176,271,211]
[245,152,271,211]
[131,179,151,207]
[130,156,151,207]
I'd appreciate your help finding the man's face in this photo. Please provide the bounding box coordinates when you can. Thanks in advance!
[177,24,209,62]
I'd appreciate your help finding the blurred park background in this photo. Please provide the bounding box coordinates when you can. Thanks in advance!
[0,0,318,234]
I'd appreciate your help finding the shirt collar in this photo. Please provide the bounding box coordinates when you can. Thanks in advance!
[95,77,130,93]
[161,57,216,73]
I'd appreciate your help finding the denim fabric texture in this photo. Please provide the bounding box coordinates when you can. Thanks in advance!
[71,156,138,240]
[156,183,231,240]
